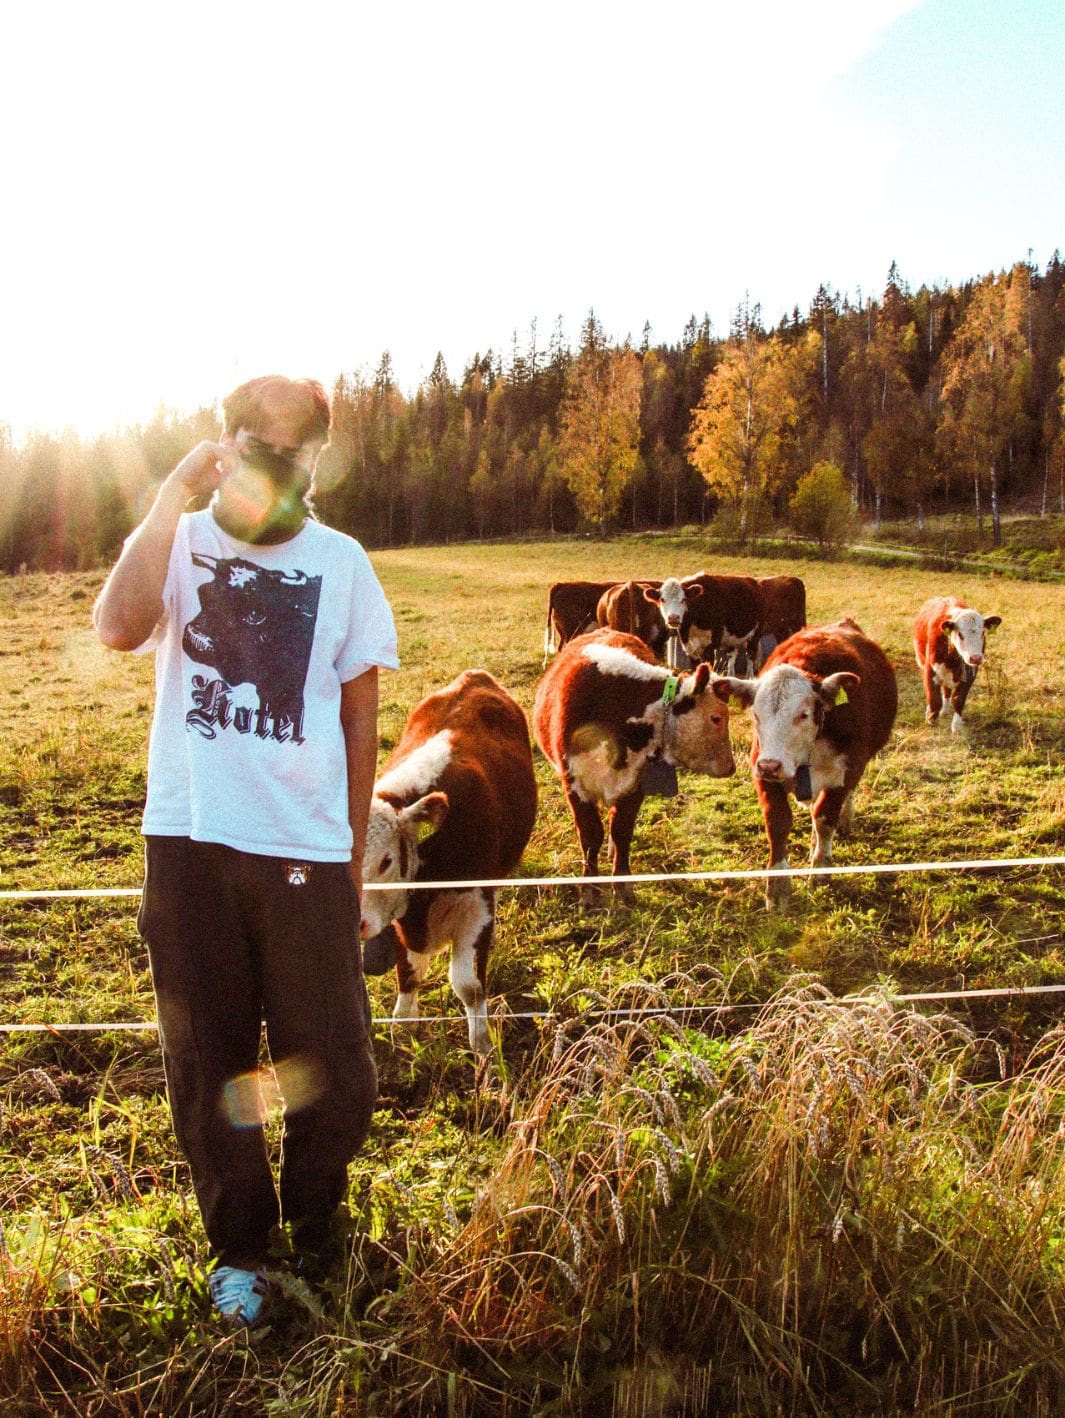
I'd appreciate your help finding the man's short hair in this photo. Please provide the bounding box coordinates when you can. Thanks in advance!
[222,376,331,448]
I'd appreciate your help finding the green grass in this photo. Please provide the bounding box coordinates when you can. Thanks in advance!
[1,541,1065,1415]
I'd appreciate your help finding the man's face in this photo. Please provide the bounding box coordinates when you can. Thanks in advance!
[216,413,323,540]
[235,402,318,477]
[237,434,312,494]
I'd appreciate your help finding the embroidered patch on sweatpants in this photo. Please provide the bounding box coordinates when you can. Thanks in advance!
[284,863,313,887]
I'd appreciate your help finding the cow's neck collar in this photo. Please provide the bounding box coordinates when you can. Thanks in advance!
[654,674,681,761]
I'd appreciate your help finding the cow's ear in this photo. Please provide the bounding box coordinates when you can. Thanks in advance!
[983,615,1002,632]
[690,663,711,694]
[819,672,860,708]
[942,619,956,636]
[717,676,757,707]
[684,583,704,603]
[709,675,732,705]
[642,585,662,604]
[401,791,449,838]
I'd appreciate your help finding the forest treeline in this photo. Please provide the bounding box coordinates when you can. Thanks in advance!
[2,255,1064,572]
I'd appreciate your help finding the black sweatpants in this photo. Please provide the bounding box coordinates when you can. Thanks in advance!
[138,836,378,1268]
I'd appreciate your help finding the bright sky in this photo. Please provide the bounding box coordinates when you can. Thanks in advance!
[1,0,1062,441]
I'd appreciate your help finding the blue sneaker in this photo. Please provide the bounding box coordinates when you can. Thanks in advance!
[209,1265,270,1325]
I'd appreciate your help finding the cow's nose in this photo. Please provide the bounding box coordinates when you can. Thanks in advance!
[757,758,783,780]
[969,654,983,666]
[667,616,681,628]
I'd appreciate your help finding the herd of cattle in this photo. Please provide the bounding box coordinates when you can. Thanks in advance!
[544,571,808,675]
[358,572,1002,1052]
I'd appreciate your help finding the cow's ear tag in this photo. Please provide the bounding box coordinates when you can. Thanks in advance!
[416,819,437,843]
[836,687,849,705]
[643,755,678,797]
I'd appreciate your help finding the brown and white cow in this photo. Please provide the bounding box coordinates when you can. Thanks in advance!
[753,574,807,668]
[534,628,735,902]
[596,579,663,650]
[360,669,537,1053]
[597,577,704,664]
[722,619,898,908]
[544,580,616,661]
[913,596,1002,733]
[678,571,762,674]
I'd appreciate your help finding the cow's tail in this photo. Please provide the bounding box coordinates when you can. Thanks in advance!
[543,605,558,664]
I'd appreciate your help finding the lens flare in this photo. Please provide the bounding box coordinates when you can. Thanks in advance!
[222,1068,276,1128]
[223,466,278,532]
[273,1054,325,1112]
[311,443,347,494]
[221,1054,324,1128]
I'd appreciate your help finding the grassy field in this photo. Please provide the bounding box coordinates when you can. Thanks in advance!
[1,535,1064,1415]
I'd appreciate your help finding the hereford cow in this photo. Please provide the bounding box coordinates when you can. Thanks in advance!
[534,628,735,902]
[721,619,898,908]
[597,577,703,662]
[544,580,616,661]
[678,571,762,675]
[913,596,1002,733]
[596,580,662,649]
[359,670,537,1053]
[753,575,807,668]
[592,575,675,652]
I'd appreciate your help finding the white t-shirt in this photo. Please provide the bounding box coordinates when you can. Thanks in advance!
[138,510,399,861]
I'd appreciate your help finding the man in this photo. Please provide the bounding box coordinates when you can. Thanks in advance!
[94,375,398,1326]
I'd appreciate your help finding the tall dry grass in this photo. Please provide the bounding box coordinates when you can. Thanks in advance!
[364,974,1065,1415]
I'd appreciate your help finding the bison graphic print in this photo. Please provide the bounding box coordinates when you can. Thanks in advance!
[182,553,322,744]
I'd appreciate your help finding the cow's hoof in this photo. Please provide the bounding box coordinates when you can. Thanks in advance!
[579,882,608,911]
[612,881,636,907]
[765,870,792,910]
[362,924,399,975]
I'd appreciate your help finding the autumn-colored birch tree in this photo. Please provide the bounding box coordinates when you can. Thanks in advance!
[940,270,1031,546]
[557,314,642,537]
[686,305,798,537]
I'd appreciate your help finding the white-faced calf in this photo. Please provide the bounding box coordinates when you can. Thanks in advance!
[913,596,1001,733]
[722,619,898,908]
[678,571,761,674]
[596,576,704,666]
[360,670,537,1053]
